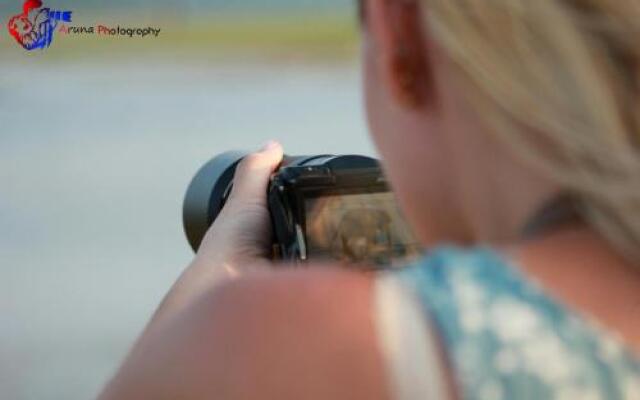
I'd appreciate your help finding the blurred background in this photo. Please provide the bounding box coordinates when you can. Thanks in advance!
[0,1,373,399]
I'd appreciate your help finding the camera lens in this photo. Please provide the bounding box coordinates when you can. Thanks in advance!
[182,152,321,252]
[182,151,248,252]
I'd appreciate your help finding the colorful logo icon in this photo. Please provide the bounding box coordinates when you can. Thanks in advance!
[8,0,72,50]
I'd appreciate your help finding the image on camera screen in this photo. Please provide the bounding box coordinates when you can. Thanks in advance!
[304,192,421,267]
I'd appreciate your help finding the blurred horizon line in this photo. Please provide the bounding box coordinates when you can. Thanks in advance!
[0,11,360,62]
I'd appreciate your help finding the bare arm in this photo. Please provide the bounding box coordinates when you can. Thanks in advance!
[98,143,390,399]
[98,268,390,400]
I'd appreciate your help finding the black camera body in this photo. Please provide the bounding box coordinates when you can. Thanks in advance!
[183,152,418,267]
[267,154,388,262]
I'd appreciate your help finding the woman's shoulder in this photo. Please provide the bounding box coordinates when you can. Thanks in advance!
[148,266,390,400]
[102,264,393,400]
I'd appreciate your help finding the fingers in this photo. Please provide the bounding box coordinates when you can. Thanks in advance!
[228,141,284,204]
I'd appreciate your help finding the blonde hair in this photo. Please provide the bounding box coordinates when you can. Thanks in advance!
[421,0,640,262]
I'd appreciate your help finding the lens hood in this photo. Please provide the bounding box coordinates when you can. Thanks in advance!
[182,151,248,252]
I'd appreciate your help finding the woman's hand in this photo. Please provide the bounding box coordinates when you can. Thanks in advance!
[142,141,283,325]
[194,140,284,274]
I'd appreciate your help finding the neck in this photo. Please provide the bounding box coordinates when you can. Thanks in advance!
[468,171,561,244]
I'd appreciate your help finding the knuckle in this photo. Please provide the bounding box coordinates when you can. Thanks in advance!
[238,153,266,171]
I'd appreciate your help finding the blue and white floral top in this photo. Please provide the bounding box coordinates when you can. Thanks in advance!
[374,247,640,400]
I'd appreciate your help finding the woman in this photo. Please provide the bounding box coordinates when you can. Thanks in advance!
[100,0,640,398]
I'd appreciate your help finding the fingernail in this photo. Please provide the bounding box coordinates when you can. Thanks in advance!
[261,140,280,151]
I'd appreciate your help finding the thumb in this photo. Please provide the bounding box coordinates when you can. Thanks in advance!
[228,141,284,204]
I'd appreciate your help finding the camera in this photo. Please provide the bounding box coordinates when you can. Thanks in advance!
[183,152,420,268]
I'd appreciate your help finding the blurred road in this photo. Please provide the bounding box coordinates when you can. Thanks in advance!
[0,58,372,399]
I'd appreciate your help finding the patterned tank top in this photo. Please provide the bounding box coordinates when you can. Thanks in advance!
[376,247,640,400]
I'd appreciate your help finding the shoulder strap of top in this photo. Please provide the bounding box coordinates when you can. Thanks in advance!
[373,272,451,400]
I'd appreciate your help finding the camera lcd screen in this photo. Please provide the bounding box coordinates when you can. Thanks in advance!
[304,192,421,267]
